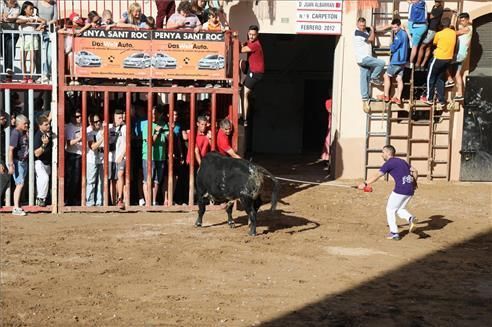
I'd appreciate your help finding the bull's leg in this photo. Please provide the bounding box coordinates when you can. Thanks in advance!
[241,197,257,236]
[254,197,262,212]
[226,201,235,228]
[195,197,206,227]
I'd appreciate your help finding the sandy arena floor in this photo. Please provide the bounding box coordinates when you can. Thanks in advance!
[1,160,491,326]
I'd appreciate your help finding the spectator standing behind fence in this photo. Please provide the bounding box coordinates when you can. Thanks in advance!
[217,118,240,158]
[16,1,47,83]
[8,114,29,216]
[167,1,201,32]
[0,112,8,206]
[379,18,409,105]
[33,114,51,207]
[205,0,229,30]
[240,25,264,127]
[1,0,20,82]
[420,17,456,107]
[65,110,82,205]
[191,0,207,24]
[118,2,147,29]
[100,9,115,27]
[86,114,104,206]
[353,17,385,104]
[155,0,176,28]
[188,115,211,166]
[108,110,126,208]
[34,0,57,84]
[408,0,428,67]
[141,107,169,206]
[415,0,443,70]
[446,13,473,102]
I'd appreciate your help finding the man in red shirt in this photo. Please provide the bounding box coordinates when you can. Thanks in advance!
[189,115,211,166]
[241,25,264,127]
[217,118,240,158]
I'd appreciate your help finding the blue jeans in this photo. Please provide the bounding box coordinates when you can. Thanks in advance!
[358,56,385,100]
[87,163,103,206]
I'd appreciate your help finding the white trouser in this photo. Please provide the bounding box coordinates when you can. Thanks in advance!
[35,160,51,199]
[386,191,414,234]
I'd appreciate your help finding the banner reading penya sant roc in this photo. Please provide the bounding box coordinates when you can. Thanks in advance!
[72,29,227,80]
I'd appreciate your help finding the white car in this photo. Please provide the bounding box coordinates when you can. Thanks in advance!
[152,53,177,69]
[198,54,225,70]
[75,51,101,67]
[123,52,151,69]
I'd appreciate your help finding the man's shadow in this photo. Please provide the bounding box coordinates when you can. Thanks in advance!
[401,215,453,239]
[204,209,320,235]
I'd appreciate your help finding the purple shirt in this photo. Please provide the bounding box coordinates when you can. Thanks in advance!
[380,157,415,196]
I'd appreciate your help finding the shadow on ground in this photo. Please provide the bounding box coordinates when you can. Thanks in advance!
[203,209,320,235]
[260,230,492,326]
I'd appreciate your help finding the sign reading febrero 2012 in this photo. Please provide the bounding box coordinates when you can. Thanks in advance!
[296,0,343,35]
[72,29,227,80]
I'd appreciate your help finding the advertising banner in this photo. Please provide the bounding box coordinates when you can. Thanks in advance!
[72,29,227,80]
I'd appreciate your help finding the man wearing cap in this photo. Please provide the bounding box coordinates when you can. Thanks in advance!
[359,145,418,240]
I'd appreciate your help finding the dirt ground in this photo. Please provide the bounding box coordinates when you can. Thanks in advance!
[1,159,491,326]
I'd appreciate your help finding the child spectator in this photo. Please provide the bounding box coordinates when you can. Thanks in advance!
[86,10,102,27]
[353,17,385,103]
[118,2,147,29]
[408,0,429,66]
[8,114,29,216]
[145,16,156,29]
[155,0,176,28]
[205,0,229,30]
[415,0,443,70]
[36,0,57,83]
[1,0,21,82]
[191,0,207,24]
[379,18,409,105]
[101,9,114,26]
[421,17,456,107]
[202,7,224,31]
[16,0,47,83]
[63,12,86,85]
[33,114,52,207]
[167,1,201,32]
[140,107,168,206]
[86,114,104,206]
[216,118,240,158]
[446,13,473,101]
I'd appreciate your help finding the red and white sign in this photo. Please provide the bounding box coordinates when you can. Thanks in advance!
[296,1,343,35]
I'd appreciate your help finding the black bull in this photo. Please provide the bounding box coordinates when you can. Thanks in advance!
[195,152,279,236]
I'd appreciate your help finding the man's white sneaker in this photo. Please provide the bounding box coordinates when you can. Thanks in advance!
[12,207,26,216]
[139,198,146,206]
[409,217,418,233]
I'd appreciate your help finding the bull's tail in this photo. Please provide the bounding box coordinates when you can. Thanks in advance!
[257,166,280,211]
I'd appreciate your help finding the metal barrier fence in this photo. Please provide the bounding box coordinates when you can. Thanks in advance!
[56,30,241,213]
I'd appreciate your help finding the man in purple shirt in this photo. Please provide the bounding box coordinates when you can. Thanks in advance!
[359,145,418,240]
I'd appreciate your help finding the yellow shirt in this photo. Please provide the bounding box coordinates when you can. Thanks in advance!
[433,28,457,60]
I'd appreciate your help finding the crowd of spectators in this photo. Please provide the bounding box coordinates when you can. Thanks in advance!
[354,0,473,107]
[1,0,231,83]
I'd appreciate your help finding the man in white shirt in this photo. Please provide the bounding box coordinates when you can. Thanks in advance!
[353,17,385,103]
[108,110,126,208]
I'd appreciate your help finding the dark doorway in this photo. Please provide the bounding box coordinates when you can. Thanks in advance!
[302,79,331,153]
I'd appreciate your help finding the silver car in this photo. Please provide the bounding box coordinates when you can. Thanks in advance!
[75,51,101,67]
[152,53,177,69]
[198,54,225,70]
[123,52,151,69]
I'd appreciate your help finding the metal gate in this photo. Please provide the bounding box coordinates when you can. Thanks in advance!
[56,32,241,212]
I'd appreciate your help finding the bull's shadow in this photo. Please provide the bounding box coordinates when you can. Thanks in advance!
[205,209,320,235]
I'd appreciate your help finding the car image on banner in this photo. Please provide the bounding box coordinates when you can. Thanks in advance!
[75,51,102,67]
[198,54,225,70]
[152,52,177,69]
[123,52,152,69]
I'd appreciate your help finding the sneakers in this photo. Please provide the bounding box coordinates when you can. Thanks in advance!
[138,198,146,206]
[445,80,455,88]
[454,95,464,101]
[420,96,433,105]
[370,79,383,86]
[377,95,390,102]
[409,217,418,233]
[36,198,46,207]
[386,232,401,240]
[12,207,26,216]
[390,97,402,105]
[39,76,50,84]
